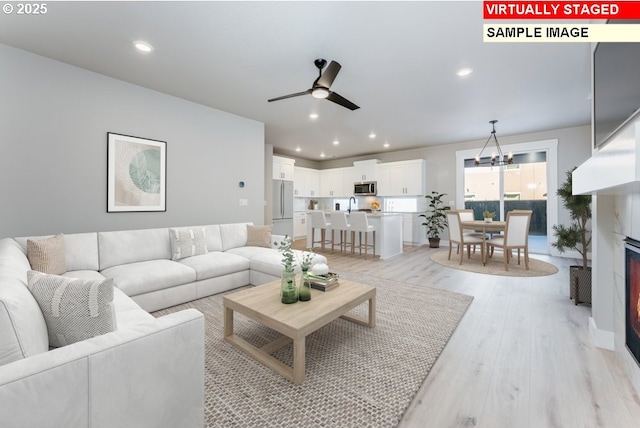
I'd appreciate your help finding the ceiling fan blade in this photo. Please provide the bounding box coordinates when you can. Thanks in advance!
[316,61,341,88]
[268,89,312,103]
[326,91,360,111]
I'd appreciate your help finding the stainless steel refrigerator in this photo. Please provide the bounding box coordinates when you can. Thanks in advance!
[272,180,293,237]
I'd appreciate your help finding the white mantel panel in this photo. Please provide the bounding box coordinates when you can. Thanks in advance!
[573,117,640,195]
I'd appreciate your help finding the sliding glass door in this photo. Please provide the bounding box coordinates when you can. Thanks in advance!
[462,151,549,254]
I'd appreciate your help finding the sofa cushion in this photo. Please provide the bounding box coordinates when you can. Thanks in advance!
[204,225,223,252]
[246,225,272,248]
[15,233,100,272]
[112,287,154,326]
[26,234,66,275]
[98,228,171,270]
[179,252,250,281]
[101,259,197,297]
[0,239,49,365]
[229,248,327,277]
[219,223,251,251]
[27,270,117,348]
[169,227,208,260]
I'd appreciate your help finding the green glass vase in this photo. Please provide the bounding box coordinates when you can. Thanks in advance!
[280,269,298,304]
[298,269,312,301]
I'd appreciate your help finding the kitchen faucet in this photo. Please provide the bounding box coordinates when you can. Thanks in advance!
[348,196,356,213]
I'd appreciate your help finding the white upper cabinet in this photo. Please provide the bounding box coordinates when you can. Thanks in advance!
[352,159,379,182]
[294,167,320,197]
[320,167,352,197]
[377,159,426,196]
[273,156,295,181]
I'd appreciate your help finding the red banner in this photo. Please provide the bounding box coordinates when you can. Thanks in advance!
[484,1,640,19]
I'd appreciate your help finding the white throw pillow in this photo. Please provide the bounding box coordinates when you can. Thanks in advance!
[27,270,117,348]
[169,227,208,260]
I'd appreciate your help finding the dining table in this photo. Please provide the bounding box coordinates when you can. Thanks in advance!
[460,220,507,265]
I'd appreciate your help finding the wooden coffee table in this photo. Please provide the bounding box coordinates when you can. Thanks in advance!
[223,278,376,384]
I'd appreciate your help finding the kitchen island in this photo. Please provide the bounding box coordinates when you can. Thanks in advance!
[306,211,403,259]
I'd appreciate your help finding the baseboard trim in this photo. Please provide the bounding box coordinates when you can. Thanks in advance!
[589,317,615,350]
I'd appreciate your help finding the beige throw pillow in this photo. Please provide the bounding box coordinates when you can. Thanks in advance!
[246,225,272,248]
[27,234,66,275]
[27,270,116,348]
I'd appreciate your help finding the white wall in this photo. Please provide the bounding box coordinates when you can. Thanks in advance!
[0,44,265,238]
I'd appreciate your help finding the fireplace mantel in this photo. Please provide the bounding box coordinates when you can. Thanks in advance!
[574,114,640,195]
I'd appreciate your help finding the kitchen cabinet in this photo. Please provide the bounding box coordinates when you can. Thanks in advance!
[273,156,295,181]
[377,159,426,196]
[352,159,379,182]
[294,212,307,239]
[320,167,352,197]
[294,167,319,197]
[402,213,427,245]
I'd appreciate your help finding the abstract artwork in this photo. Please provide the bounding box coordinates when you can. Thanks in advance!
[107,133,166,212]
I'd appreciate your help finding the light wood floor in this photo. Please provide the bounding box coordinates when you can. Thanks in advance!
[294,239,640,428]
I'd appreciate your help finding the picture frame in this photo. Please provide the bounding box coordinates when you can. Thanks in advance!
[107,132,166,212]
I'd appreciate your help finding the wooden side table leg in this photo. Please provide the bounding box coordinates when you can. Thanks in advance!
[293,336,306,384]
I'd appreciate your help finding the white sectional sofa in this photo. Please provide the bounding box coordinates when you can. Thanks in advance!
[0,222,325,428]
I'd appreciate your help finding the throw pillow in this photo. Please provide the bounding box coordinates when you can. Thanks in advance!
[27,234,66,275]
[27,270,116,348]
[246,225,272,248]
[170,227,208,260]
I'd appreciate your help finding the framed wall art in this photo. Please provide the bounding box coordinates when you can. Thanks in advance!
[107,132,166,212]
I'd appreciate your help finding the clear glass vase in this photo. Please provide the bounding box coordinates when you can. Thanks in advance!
[298,268,312,301]
[280,269,298,304]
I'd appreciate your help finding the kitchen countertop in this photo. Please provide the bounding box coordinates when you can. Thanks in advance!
[306,210,403,217]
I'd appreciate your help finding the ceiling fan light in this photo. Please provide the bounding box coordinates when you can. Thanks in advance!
[312,87,330,99]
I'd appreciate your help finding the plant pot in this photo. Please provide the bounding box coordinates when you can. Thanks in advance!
[428,238,440,248]
[569,265,592,305]
[484,218,493,223]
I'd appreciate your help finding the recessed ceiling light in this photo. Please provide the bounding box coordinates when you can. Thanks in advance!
[369,132,377,139]
[295,147,301,152]
[383,142,390,148]
[333,140,340,146]
[320,152,326,158]
[309,113,319,119]
[456,67,473,77]
[133,41,154,53]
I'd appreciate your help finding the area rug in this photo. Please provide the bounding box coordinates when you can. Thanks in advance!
[153,272,473,428]
[430,248,558,277]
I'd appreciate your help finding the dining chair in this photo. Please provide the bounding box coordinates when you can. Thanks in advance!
[330,211,351,253]
[349,211,376,258]
[445,211,484,265]
[486,210,532,271]
[457,209,482,254]
[309,211,332,251]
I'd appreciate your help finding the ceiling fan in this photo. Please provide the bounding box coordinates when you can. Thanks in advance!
[268,59,360,111]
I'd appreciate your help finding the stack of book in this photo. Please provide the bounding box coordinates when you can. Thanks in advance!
[308,272,339,291]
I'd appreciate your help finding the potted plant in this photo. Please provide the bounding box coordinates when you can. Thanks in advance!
[483,210,496,223]
[275,236,298,304]
[420,191,451,248]
[552,167,592,305]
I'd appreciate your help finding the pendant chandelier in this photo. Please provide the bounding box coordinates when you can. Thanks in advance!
[474,120,513,167]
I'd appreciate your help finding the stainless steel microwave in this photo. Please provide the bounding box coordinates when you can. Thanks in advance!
[354,181,377,196]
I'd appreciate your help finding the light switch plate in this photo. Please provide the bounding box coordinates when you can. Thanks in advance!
[239,199,248,206]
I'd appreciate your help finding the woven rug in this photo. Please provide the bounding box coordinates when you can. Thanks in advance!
[153,272,473,428]
[430,248,559,277]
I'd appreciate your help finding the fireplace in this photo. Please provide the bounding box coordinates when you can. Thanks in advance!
[625,238,640,366]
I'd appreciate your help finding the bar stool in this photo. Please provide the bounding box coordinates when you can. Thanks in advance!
[309,211,332,251]
[330,211,352,253]
[349,212,375,258]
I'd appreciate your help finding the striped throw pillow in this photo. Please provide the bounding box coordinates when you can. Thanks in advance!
[170,227,208,260]
[27,270,116,348]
